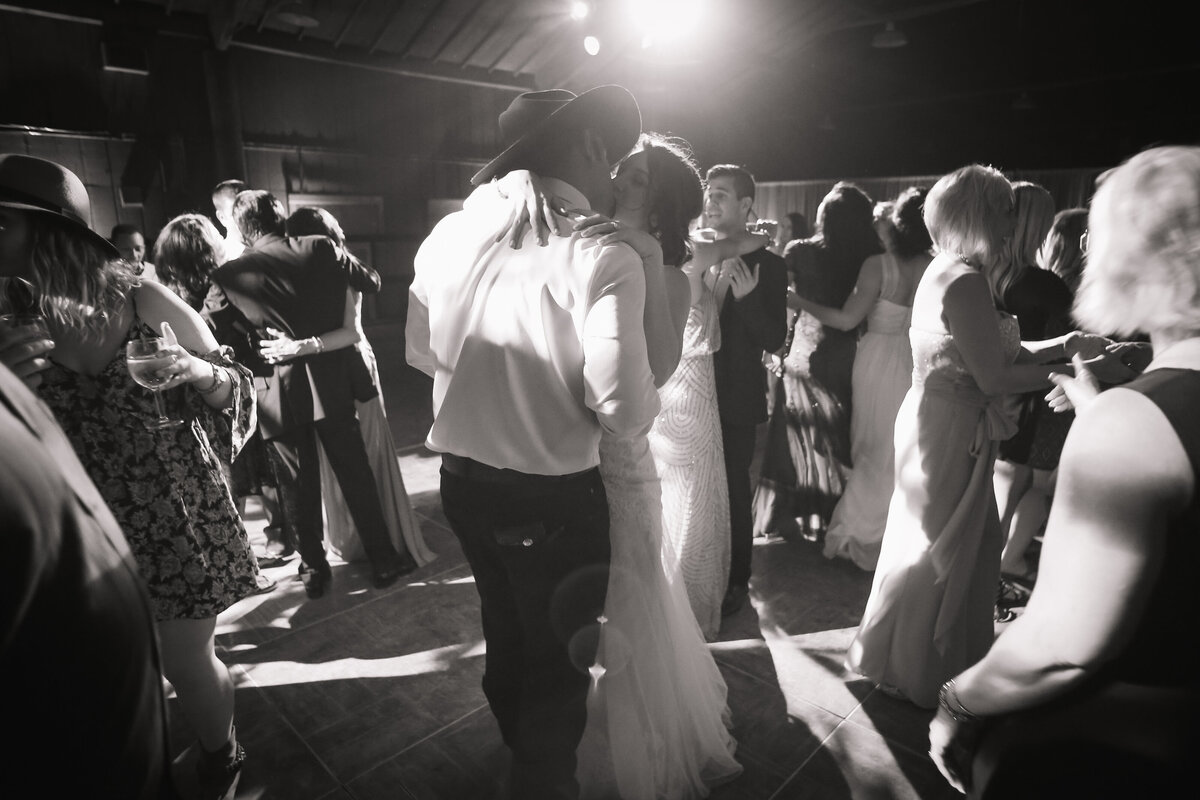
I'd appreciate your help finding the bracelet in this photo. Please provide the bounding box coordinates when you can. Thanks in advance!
[313,336,325,354]
[196,362,227,395]
[938,679,982,724]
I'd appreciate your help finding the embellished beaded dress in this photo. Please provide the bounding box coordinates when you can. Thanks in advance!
[648,279,731,640]
[576,280,741,797]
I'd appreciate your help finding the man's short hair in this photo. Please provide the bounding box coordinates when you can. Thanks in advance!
[705,164,756,202]
[212,179,248,204]
[232,190,287,240]
[110,223,142,242]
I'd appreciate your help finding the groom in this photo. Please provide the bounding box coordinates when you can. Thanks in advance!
[407,86,659,799]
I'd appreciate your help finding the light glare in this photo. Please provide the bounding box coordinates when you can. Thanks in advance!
[584,35,600,55]
[570,1,589,20]
[626,0,705,45]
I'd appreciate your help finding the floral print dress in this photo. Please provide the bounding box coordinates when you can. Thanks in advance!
[39,319,260,621]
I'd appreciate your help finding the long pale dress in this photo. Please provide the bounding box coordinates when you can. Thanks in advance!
[576,429,743,799]
[319,331,435,567]
[822,256,916,570]
[846,298,1020,708]
[648,280,731,640]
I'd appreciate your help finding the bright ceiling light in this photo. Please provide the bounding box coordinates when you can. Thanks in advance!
[584,35,601,55]
[626,0,706,47]
[570,1,590,21]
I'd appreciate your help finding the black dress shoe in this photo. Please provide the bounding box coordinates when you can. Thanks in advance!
[372,554,418,589]
[721,584,749,617]
[299,564,332,598]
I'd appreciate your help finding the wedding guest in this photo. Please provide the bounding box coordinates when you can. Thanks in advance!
[281,205,433,569]
[1,153,258,798]
[930,144,1200,799]
[701,164,789,617]
[754,182,879,543]
[112,222,158,281]
[789,188,932,570]
[845,164,1128,708]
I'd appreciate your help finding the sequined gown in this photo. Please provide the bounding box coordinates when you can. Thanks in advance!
[576,429,741,799]
[648,280,731,640]
[847,289,1021,708]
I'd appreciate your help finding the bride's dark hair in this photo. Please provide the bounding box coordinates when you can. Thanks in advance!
[640,133,703,267]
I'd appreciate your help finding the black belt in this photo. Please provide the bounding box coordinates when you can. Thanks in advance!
[441,454,596,486]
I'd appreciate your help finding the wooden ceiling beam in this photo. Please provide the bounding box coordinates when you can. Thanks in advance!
[459,0,517,66]
[431,0,490,62]
[388,0,448,57]
[333,0,371,47]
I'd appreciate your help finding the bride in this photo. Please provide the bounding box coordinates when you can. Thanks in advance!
[499,132,767,798]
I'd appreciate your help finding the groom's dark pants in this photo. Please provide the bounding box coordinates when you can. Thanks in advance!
[440,454,610,800]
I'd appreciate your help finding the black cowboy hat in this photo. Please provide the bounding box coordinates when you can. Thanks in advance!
[0,153,120,258]
[471,85,641,186]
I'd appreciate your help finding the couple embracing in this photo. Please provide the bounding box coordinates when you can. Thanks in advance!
[407,86,763,799]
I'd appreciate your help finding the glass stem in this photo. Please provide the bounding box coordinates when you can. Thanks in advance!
[152,389,168,422]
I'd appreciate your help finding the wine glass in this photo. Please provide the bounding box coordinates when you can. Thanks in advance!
[126,336,184,430]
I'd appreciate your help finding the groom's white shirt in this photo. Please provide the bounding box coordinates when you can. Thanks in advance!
[407,177,659,476]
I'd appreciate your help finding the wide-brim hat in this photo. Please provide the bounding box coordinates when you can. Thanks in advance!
[0,153,120,258]
[471,85,641,186]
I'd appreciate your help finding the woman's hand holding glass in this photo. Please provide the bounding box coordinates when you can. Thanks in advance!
[0,312,54,390]
[127,323,204,429]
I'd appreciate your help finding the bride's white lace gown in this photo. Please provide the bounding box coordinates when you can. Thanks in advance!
[576,429,743,799]
[647,282,731,640]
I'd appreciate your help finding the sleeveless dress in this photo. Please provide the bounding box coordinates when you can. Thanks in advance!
[846,303,1021,708]
[823,256,916,570]
[648,281,730,640]
[576,430,742,798]
[969,367,1200,798]
[38,317,260,621]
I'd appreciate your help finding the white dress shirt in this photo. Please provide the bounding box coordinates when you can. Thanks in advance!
[407,177,659,476]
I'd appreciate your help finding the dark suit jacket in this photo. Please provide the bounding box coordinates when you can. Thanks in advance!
[712,246,789,426]
[1,365,172,799]
[205,232,380,440]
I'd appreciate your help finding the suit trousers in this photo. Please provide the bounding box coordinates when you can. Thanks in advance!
[267,414,400,572]
[723,421,758,590]
[440,459,610,800]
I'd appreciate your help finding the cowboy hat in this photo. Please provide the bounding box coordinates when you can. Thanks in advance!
[471,85,641,186]
[0,153,120,258]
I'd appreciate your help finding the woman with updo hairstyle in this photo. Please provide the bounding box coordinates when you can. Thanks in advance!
[929,145,1200,799]
[1038,207,1088,296]
[785,186,933,570]
[845,164,1128,708]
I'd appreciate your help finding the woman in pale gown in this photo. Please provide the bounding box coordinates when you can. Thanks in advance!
[501,132,768,797]
[790,188,932,570]
[845,165,1118,708]
[263,207,434,570]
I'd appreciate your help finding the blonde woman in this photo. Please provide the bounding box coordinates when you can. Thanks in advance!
[846,164,1127,708]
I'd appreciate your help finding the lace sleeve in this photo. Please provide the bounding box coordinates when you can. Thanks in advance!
[191,345,257,464]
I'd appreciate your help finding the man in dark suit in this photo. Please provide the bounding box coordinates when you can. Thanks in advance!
[205,190,412,598]
[703,164,789,617]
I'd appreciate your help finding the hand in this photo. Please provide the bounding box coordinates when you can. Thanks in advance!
[1046,353,1102,413]
[494,169,560,249]
[1107,340,1153,374]
[1064,331,1112,361]
[147,322,211,391]
[259,327,314,365]
[574,214,663,263]
[928,705,981,794]
[0,316,54,390]
[766,353,784,377]
[725,258,760,300]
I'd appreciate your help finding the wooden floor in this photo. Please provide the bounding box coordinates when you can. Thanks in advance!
[177,327,965,800]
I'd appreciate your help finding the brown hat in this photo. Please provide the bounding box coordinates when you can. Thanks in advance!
[0,153,120,258]
[471,85,641,186]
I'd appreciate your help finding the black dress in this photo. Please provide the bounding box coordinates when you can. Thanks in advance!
[970,367,1200,798]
